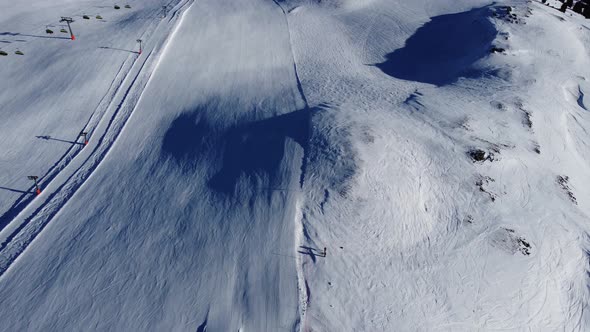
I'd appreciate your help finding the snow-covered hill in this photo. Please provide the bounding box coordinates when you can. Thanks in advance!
[1,0,590,330]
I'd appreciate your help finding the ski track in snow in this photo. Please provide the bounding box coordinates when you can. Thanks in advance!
[0,0,195,278]
[0,35,135,234]
[270,1,313,330]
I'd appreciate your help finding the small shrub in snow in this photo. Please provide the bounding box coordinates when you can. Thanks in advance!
[15,50,23,55]
[46,28,54,34]
[60,28,68,33]
[125,4,131,8]
[0,50,7,56]
[114,5,120,9]
[96,15,103,19]
[560,3,568,12]
[83,15,90,19]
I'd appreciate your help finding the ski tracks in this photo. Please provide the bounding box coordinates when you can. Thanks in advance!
[270,1,313,331]
[0,0,195,278]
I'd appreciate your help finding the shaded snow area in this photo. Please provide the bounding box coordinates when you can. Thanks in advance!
[1,0,590,330]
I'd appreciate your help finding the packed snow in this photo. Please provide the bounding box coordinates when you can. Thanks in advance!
[1,0,590,330]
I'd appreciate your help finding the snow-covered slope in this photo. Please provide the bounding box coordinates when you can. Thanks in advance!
[287,0,590,330]
[0,0,173,220]
[1,0,590,330]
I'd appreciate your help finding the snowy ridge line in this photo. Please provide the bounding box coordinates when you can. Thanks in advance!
[0,0,184,236]
[0,0,195,278]
[270,1,312,331]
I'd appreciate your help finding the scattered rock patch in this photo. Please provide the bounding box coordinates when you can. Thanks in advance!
[476,176,497,202]
[490,46,506,54]
[468,149,496,162]
[557,175,577,205]
[489,227,532,256]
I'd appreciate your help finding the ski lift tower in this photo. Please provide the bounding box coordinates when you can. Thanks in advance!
[60,17,75,40]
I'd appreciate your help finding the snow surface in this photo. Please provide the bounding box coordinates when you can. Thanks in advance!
[1,0,590,330]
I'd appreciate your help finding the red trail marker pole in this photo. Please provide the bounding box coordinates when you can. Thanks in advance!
[136,39,142,55]
[79,131,88,146]
[28,175,41,195]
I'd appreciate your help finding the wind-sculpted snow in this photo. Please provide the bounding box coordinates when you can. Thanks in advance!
[376,6,497,86]
[2,0,590,330]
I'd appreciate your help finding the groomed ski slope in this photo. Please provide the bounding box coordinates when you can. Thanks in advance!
[0,0,307,330]
[1,0,590,331]
[0,0,194,277]
[0,0,181,228]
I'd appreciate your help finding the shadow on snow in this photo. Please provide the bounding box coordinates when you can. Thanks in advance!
[0,31,71,40]
[374,6,497,86]
[161,104,312,195]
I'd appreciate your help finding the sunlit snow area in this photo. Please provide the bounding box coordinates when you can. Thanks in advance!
[1,0,590,330]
